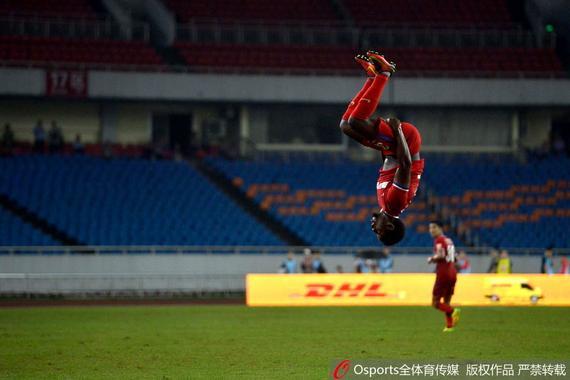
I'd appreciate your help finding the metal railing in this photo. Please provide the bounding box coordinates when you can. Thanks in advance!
[176,21,555,49]
[0,245,567,256]
[0,17,150,41]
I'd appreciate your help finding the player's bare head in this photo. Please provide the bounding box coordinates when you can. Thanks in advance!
[372,212,405,246]
[429,220,444,238]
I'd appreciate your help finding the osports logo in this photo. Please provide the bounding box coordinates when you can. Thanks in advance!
[305,283,386,298]
[332,359,351,380]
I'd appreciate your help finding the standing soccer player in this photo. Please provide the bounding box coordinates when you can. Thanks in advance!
[428,221,461,332]
[339,51,424,246]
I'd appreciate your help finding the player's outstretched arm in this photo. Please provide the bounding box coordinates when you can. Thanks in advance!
[388,118,412,188]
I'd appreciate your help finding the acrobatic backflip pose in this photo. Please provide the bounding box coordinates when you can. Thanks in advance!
[339,51,425,246]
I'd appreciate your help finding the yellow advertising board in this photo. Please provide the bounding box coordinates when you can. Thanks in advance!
[246,273,570,307]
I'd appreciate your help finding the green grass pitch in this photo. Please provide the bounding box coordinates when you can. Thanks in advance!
[1,305,569,379]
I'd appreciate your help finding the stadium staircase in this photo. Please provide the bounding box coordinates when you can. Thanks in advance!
[0,193,82,246]
[195,159,308,246]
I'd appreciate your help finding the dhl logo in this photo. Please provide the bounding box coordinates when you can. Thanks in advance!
[304,283,386,298]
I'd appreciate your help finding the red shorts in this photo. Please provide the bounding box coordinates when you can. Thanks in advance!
[433,276,456,299]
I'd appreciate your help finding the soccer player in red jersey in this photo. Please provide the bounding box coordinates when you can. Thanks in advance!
[339,51,425,245]
[428,221,461,332]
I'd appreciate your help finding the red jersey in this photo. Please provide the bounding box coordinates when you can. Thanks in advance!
[374,119,422,156]
[376,159,425,217]
[433,235,457,279]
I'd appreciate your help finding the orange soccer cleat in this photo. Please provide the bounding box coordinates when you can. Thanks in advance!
[367,51,396,74]
[355,54,379,77]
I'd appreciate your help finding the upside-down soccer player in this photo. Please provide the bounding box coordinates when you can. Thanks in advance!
[339,51,425,246]
[428,221,461,332]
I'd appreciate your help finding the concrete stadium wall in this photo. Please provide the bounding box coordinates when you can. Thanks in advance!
[1,68,569,106]
[115,104,151,144]
[0,254,556,294]
[0,254,547,275]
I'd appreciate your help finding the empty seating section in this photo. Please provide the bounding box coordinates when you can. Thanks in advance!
[0,0,563,76]
[176,44,563,76]
[0,2,164,70]
[0,0,98,19]
[168,0,564,77]
[0,207,57,246]
[2,154,568,248]
[0,156,283,246]
[176,44,356,73]
[424,155,570,248]
[344,0,513,28]
[0,36,164,68]
[382,47,563,76]
[208,158,441,247]
[166,0,340,23]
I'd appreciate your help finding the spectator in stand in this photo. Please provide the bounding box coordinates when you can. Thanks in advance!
[378,247,394,273]
[541,246,555,274]
[487,249,499,273]
[279,251,298,274]
[497,249,513,274]
[1,123,15,156]
[336,265,344,273]
[354,255,368,273]
[560,256,569,274]
[33,120,45,153]
[311,251,327,273]
[301,249,313,273]
[48,121,64,153]
[73,134,85,155]
[366,259,379,273]
[456,250,471,274]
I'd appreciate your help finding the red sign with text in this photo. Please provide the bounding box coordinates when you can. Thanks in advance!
[46,70,88,97]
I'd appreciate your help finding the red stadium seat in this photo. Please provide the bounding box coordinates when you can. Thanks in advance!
[0,35,164,68]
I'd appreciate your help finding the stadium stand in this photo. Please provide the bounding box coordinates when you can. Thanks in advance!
[170,0,564,77]
[0,0,563,77]
[207,157,445,247]
[0,153,568,249]
[423,154,570,248]
[0,0,164,70]
[0,156,283,246]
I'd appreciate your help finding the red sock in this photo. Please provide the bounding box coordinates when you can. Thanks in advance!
[437,303,454,314]
[445,314,453,328]
[341,77,373,121]
[350,74,388,121]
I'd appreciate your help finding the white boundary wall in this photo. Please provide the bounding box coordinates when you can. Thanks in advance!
[0,250,556,294]
[2,67,570,106]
